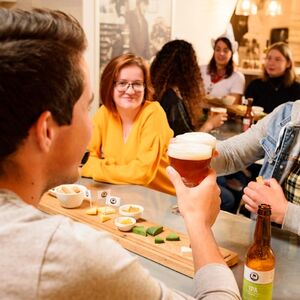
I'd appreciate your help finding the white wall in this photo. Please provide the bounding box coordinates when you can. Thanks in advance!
[15,0,99,117]
[172,0,237,64]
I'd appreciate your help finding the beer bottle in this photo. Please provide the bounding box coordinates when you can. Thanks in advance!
[242,204,275,300]
[242,97,254,131]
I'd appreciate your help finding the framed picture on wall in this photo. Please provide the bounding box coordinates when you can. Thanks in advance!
[99,0,172,73]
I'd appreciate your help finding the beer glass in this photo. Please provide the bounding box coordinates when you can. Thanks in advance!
[210,106,227,116]
[210,107,227,135]
[167,142,212,187]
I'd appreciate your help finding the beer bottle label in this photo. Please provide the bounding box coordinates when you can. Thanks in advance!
[243,265,275,300]
[242,118,251,131]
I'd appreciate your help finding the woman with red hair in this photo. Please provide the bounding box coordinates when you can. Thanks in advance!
[82,53,175,195]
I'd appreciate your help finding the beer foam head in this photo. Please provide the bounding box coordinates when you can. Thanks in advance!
[168,143,212,160]
[175,132,216,149]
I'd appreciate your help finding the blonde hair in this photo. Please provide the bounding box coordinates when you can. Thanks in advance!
[263,42,296,87]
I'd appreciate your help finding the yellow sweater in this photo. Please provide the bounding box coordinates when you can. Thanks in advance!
[82,101,175,195]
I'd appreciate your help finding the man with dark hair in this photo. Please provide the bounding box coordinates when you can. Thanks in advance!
[0,8,240,299]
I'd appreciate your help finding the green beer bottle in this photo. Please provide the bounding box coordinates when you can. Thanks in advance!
[243,204,275,299]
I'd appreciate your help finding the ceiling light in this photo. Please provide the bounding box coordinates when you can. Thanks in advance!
[266,0,282,16]
[235,0,257,16]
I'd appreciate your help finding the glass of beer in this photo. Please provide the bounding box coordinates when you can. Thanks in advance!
[210,107,227,135]
[210,107,227,116]
[167,142,212,187]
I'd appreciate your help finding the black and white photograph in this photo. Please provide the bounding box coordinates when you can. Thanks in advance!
[99,0,172,72]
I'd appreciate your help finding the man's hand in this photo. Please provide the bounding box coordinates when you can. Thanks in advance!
[166,167,221,227]
[242,178,288,224]
[167,167,225,270]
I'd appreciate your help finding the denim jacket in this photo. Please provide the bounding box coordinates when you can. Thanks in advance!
[212,100,300,235]
[259,101,300,182]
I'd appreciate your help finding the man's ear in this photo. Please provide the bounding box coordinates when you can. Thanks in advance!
[34,111,56,153]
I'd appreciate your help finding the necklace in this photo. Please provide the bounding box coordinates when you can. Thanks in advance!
[211,73,224,84]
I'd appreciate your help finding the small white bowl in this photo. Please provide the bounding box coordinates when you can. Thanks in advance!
[114,216,136,232]
[119,204,144,220]
[252,106,264,116]
[222,95,235,105]
[54,184,87,208]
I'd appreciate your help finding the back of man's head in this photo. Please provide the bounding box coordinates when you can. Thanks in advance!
[0,8,87,171]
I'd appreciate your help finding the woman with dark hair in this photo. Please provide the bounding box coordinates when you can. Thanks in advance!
[201,34,245,104]
[150,39,227,136]
[151,39,235,212]
[245,42,300,113]
[82,53,175,195]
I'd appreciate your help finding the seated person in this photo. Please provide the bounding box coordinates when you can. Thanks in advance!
[245,42,300,114]
[212,100,300,235]
[150,39,227,136]
[151,39,235,212]
[0,8,240,299]
[200,33,245,105]
[82,53,175,195]
[200,33,246,209]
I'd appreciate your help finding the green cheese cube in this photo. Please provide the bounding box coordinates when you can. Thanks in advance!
[166,233,180,241]
[132,226,147,236]
[154,236,165,244]
[146,225,163,236]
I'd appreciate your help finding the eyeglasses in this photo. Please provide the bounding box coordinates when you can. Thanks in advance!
[114,81,145,93]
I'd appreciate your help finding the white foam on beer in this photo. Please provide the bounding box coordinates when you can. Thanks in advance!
[168,143,212,160]
[175,132,216,149]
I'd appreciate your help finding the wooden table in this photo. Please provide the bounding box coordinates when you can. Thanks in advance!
[39,179,300,299]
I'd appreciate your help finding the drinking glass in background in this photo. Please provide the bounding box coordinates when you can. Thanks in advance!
[209,107,227,135]
[168,134,213,187]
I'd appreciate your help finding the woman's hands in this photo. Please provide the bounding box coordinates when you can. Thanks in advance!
[200,113,228,132]
[242,178,288,224]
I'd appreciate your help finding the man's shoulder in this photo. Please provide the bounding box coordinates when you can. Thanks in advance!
[0,192,138,299]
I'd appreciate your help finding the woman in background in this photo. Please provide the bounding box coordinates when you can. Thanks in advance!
[245,42,300,113]
[201,34,245,104]
[82,53,175,195]
[151,40,235,212]
[150,39,226,136]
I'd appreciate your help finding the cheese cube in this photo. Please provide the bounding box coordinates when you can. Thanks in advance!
[98,206,116,215]
[85,207,98,215]
[180,246,192,256]
[100,215,111,223]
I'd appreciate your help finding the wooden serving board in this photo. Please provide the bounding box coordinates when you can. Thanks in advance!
[38,194,238,278]
[227,104,267,120]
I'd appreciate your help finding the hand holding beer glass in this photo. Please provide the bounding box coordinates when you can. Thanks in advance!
[168,132,216,187]
[209,107,227,134]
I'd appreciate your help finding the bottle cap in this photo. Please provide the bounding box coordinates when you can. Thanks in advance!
[258,204,271,216]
